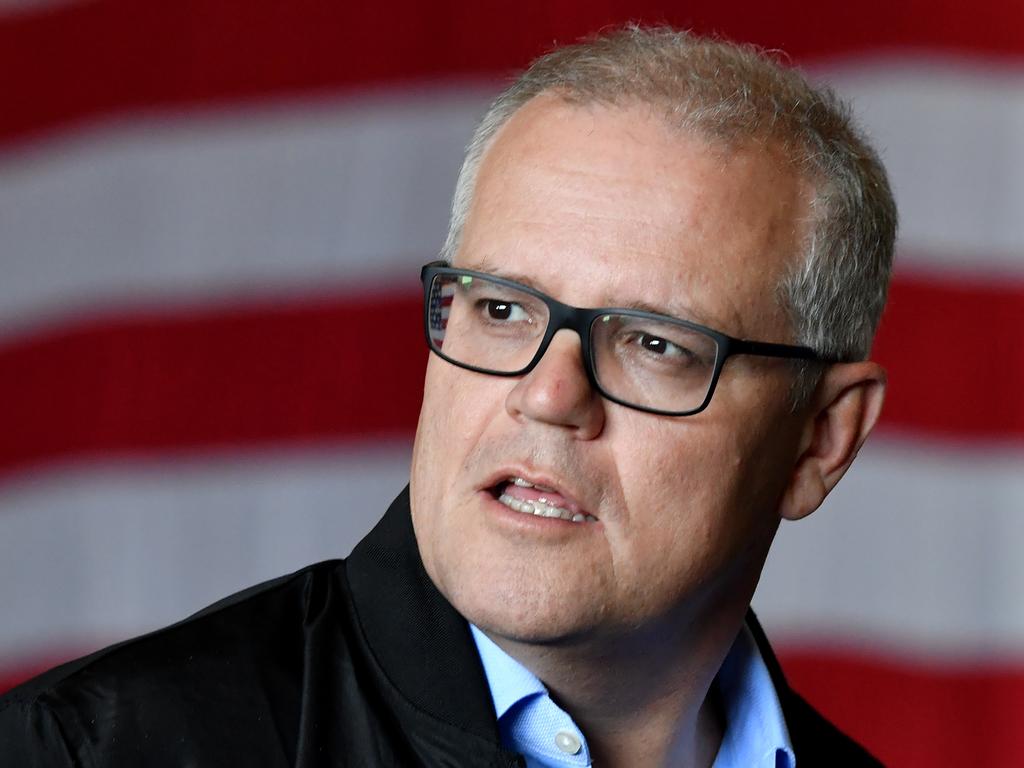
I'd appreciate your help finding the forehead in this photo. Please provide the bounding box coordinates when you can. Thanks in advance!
[457,96,812,338]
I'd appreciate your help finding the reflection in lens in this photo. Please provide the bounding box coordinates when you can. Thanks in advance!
[429,274,548,373]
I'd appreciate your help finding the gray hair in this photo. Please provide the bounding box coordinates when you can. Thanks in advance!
[441,26,897,405]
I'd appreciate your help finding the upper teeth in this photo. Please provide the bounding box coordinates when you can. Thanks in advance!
[500,477,596,523]
[499,494,594,523]
[511,476,555,492]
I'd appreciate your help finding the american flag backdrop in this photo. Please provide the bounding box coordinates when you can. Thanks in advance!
[2,2,1023,765]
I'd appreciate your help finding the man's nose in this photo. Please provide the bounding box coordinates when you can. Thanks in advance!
[504,329,605,439]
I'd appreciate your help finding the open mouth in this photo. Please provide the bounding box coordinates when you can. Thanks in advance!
[488,476,598,524]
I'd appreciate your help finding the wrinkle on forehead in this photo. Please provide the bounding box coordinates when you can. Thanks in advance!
[458,96,812,342]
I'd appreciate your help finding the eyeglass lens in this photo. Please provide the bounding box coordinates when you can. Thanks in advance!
[427,272,721,413]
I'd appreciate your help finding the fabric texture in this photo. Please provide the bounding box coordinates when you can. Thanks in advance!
[713,623,796,767]
[0,487,881,767]
[471,625,591,768]
[470,621,795,768]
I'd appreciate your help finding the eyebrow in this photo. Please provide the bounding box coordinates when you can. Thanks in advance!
[615,298,714,326]
[462,259,719,328]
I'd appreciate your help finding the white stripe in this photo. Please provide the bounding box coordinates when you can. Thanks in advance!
[0,443,411,661]
[3,63,1024,340]
[0,87,494,339]
[755,434,1024,663]
[1,436,1022,665]
[816,58,1024,276]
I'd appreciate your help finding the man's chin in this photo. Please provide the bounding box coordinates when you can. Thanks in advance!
[414,507,614,646]
[445,583,606,648]
[467,615,586,648]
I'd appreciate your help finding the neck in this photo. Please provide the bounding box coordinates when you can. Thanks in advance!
[487,603,746,768]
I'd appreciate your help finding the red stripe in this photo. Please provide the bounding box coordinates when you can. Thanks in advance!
[874,272,1024,442]
[3,0,1024,146]
[0,291,428,481]
[0,272,1019,480]
[0,652,93,697]
[779,647,1024,766]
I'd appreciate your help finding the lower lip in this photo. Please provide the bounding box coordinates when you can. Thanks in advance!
[478,490,598,533]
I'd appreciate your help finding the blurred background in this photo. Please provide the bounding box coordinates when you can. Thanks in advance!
[1,1,1022,765]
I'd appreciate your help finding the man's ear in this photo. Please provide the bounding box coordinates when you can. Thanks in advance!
[778,361,887,522]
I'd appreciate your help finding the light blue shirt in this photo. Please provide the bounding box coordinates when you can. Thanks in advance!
[470,621,795,768]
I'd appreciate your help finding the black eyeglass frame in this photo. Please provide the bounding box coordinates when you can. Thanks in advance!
[421,261,833,416]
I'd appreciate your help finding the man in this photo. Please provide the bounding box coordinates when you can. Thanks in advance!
[0,27,895,767]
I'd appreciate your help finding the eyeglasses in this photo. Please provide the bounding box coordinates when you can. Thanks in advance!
[421,261,832,416]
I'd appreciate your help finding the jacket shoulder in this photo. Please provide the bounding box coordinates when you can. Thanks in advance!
[0,694,77,767]
[0,559,348,767]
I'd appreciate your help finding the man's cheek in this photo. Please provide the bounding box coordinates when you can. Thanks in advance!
[422,367,464,434]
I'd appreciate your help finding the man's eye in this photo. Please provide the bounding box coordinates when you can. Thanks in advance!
[483,300,529,322]
[636,333,686,358]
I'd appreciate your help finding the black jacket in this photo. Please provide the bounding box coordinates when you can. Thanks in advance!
[0,488,881,767]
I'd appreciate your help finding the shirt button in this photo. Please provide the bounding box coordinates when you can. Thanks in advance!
[554,730,582,755]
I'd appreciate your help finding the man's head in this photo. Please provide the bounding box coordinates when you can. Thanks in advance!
[410,27,895,650]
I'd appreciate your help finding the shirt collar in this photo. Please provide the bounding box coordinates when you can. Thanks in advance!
[713,621,796,767]
[470,624,547,719]
[471,619,796,768]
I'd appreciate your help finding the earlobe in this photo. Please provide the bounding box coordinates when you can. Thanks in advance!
[778,362,887,521]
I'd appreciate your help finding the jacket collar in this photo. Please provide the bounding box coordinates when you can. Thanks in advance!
[345,486,504,746]
[345,486,819,764]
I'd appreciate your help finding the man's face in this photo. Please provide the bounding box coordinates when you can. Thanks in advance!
[410,96,813,646]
